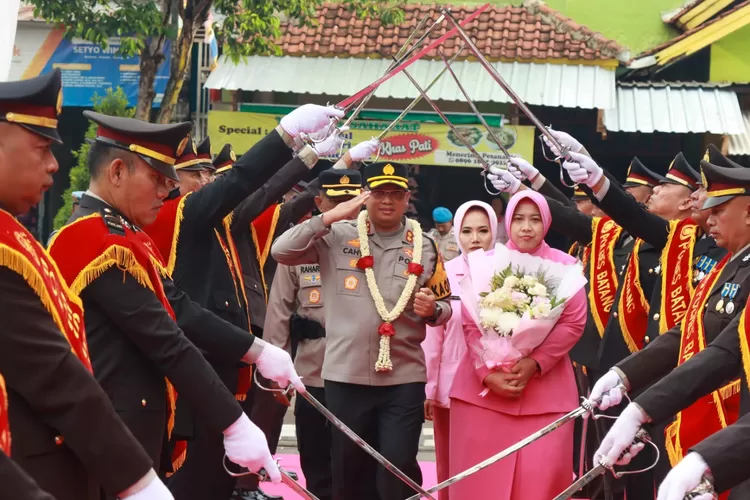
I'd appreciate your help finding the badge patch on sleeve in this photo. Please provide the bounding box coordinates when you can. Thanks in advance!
[309,289,321,304]
[426,254,451,300]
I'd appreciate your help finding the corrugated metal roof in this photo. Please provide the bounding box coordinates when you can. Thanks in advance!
[603,82,744,134]
[205,55,617,109]
[728,110,750,155]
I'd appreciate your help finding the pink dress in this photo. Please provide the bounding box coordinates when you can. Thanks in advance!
[423,201,498,500]
[448,191,587,500]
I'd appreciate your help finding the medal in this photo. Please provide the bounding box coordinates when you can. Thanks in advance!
[725,283,740,315]
[726,302,735,314]
[716,299,724,312]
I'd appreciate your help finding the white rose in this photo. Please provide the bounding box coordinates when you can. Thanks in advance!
[496,311,522,336]
[521,275,538,287]
[503,275,520,289]
[480,307,505,330]
[531,301,552,318]
[528,283,548,297]
[482,289,514,310]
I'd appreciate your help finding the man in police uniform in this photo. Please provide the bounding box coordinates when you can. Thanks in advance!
[272,161,452,500]
[48,112,305,491]
[0,70,175,500]
[427,207,459,261]
[264,169,363,500]
[589,159,750,499]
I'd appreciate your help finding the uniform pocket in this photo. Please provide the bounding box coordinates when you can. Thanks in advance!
[334,257,366,297]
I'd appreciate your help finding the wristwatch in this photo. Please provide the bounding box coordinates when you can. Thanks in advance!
[426,303,442,322]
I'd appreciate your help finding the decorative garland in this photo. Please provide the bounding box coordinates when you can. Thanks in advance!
[356,210,424,372]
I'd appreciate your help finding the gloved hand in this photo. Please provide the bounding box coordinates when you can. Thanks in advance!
[487,166,521,194]
[119,474,173,499]
[594,403,649,467]
[563,151,603,187]
[657,453,711,500]
[348,139,381,162]
[508,156,539,182]
[542,128,584,156]
[254,339,306,393]
[588,370,625,412]
[223,414,281,483]
[311,128,347,157]
[280,104,345,139]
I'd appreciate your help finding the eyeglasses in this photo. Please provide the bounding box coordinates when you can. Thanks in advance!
[369,189,408,201]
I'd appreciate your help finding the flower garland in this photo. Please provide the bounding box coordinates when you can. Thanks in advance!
[356,210,424,372]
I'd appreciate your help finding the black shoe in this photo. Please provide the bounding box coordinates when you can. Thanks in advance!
[245,489,284,500]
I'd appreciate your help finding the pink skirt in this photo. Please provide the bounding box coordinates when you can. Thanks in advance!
[448,398,574,500]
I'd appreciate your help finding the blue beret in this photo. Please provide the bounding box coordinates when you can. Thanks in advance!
[432,207,453,224]
[72,191,84,200]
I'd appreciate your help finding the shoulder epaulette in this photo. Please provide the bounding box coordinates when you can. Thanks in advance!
[100,208,126,236]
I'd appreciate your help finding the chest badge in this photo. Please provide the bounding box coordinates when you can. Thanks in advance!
[344,275,359,290]
[304,274,321,284]
[308,289,321,304]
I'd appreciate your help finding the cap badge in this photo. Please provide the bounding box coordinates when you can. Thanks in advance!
[340,175,350,185]
[626,163,632,176]
[230,149,237,161]
[704,149,710,162]
[176,136,190,157]
[56,89,63,116]
[701,169,708,188]
[383,164,395,175]
[209,144,214,156]
[191,139,197,155]
[668,159,675,171]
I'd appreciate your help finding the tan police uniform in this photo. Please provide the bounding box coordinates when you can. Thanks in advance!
[270,161,451,500]
[428,227,460,261]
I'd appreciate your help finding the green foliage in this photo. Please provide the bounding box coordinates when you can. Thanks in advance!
[52,88,135,230]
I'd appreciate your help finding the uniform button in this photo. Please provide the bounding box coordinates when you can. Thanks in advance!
[54,436,64,446]
[141,399,147,407]
[644,336,650,343]
[225,301,229,307]
[653,313,660,321]
[613,312,618,318]
[254,284,258,289]
[648,268,653,274]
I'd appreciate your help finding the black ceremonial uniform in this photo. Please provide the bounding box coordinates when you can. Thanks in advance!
[0,451,56,500]
[0,71,153,500]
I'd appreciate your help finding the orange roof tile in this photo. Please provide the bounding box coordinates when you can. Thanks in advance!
[278,2,625,62]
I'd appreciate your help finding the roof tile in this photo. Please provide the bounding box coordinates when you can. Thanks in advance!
[278,2,625,61]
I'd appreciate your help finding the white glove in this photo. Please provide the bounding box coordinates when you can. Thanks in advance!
[487,166,521,194]
[119,475,173,500]
[563,151,603,187]
[348,139,381,162]
[594,403,648,467]
[311,129,347,157]
[280,104,345,139]
[254,339,306,393]
[543,128,584,156]
[588,370,625,412]
[508,156,538,182]
[657,453,711,500]
[223,414,281,483]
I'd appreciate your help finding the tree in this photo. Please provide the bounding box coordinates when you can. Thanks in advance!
[53,87,135,230]
[29,0,404,124]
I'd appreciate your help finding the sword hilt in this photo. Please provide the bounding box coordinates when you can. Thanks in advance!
[684,477,718,499]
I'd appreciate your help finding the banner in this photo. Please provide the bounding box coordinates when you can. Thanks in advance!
[207,110,535,168]
[12,25,170,107]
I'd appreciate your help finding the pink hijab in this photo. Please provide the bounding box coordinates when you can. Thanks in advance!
[505,191,576,265]
[453,201,498,262]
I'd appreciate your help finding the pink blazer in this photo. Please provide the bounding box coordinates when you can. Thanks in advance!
[423,257,467,407]
[450,282,587,416]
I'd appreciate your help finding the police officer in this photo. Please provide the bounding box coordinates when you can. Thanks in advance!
[48,111,305,491]
[590,159,750,500]
[0,70,173,500]
[272,161,452,500]
[427,207,459,261]
[264,168,363,500]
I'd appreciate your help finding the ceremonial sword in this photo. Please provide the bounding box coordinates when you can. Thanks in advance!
[438,7,579,187]
[223,458,320,500]
[685,478,718,499]
[252,374,436,500]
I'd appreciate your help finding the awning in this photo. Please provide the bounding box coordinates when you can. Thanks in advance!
[603,82,744,134]
[205,55,617,110]
[728,110,750,155]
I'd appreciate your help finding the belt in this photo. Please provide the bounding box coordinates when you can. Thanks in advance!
[290,314,326,341]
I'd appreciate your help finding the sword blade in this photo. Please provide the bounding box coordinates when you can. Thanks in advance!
[553,464,606,500]
[297,390,436,500]
[439,8,568,157]
[398,60,491,170]
[405,405,587,499]
[437,50,511,158]
[375,49,463,141]
[279,468,320,500]
[337,4,489,111]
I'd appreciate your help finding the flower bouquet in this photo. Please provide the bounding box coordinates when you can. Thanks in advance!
[461,244,587,396]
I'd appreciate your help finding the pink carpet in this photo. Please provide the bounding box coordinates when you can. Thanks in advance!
[261,454,437,499]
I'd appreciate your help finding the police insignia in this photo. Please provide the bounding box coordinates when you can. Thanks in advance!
[347,238,360,247]
[384,164,395,175]
[344,275,359,290]
[406,230,414,243]
[176,135,190,157]
[349,258,359,268]
[309,289,321,304]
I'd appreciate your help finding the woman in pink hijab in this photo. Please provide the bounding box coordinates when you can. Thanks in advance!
[422,201,498,499]
[448,191,587,499]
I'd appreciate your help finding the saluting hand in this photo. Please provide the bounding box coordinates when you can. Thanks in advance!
[414,288,437,318]
[321,191,370,226]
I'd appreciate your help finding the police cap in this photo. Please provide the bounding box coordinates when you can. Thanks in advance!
[623,157,664,188]
[364,162,409,190]
[571,187,588,201]
[83,110,192,182]
[319,169,362,198]
[0,69,63,143]
[662,152,700,191]
[701,161,750,209]
[213,143,236,174]
[196,136,214,170]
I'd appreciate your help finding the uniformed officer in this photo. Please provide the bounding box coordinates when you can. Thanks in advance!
[229,139,379,500]
[171,134,214,194]
[271,162,452,500]
[47,111,305,492]
[264,168,364,500]
[427,207,460,261]
[0,70,175,500]
[590,160,750,497]
[140,104,343,500]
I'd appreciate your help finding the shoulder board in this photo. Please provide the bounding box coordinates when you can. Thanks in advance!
[422,231,437,246]
[100,209,126,236]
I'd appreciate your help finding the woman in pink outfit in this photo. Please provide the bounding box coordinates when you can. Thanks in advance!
[448,191,587,500]
[423,201,498,499]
